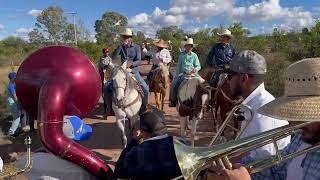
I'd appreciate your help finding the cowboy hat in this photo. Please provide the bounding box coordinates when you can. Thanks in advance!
[217,29,233,38]
[153,39,169,48]
[120,28,133,36]
[258,58,320,121]
[184,38,198,47]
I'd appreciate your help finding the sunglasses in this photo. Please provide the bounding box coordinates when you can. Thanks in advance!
[227,70,239,80]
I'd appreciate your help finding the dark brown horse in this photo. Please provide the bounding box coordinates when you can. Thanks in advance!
[207,73,243,140]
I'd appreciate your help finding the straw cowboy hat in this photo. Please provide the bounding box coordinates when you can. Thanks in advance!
[153,39,169,48]
[184,38,198,47]
[217,29,233,38]
[258,58,320,121]
[120,28,133,36]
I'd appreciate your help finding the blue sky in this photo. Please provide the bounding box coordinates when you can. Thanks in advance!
[0,0,319,40]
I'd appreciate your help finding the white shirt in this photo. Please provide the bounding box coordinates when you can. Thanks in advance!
[151,49,172,65]
[240,83,290,159]
[286,142,311,180]
[17,152,98,180]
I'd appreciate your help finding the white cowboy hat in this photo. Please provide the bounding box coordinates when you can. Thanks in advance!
[217,29,233,38]
[120,28,133,36]
[153,39,169,48]
[184,38,198,47]
[258,58,320,121]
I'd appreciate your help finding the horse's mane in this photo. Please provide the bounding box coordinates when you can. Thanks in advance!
[111,65,137,90]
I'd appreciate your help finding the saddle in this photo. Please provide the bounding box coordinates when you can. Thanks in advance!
[132,77,144,98]
[177,77,201,102]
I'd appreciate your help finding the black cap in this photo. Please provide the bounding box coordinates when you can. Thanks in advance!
[139,111,167,136]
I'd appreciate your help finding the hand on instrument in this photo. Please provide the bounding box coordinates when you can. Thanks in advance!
[207,163,251,180]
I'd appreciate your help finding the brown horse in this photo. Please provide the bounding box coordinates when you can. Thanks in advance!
[207,72,243,140]
[150,64,170,111]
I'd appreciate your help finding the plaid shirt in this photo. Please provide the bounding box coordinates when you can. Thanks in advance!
[242,134,320,180]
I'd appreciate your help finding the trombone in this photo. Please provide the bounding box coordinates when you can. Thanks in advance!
[0,136,32,179]
[173,121,319,180]
[208,104,254,146]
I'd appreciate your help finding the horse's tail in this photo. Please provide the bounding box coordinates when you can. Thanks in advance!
[16,46,113,178]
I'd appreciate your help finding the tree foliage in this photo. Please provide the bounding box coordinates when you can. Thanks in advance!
[94,12,128,45]
[28,6,76,45]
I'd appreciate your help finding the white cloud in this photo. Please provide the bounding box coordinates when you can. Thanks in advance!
[128,7,187,37]
[0,24,4,32]
[230,0,315,30]
[168,0,234,21]
[15,28,33,34]
[27,9,42,17]
[128,0,316,36]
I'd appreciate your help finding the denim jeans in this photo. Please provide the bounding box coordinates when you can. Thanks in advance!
[8,104,22,135]
[103,81,113,113]
[209,69,226,88]
[169,74,185,103]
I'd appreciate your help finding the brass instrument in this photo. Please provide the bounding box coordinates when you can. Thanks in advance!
[208,104,254,146]
[0,136,32,179]
[173,121,320,180]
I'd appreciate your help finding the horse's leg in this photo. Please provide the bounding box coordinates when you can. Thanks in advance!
[161,89,166,111]
[191,117,199,147]
[112,104,128,148]
[180,116,187,138]
[155,92,160,110]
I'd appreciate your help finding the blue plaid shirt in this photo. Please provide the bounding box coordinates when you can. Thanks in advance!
[206,42,235,67]
[242,134,320,180]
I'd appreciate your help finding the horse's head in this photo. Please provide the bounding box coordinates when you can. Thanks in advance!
[153,64,170,89]
[112,66,127,103]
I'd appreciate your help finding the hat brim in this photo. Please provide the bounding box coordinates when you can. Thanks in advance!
[217,33,233,38]
[120,33,133,37]
[74,124,92,141]
[153,41,168,48]
[184,43,198,47]
[258,96,320,122]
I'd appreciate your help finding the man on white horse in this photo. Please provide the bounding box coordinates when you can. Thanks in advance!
[111,28,149,112]
[169,38,203,107]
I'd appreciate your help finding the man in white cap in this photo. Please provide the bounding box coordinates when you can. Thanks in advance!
[208,58,320,180]
[206,29,236,87]
[226,50,290,160]
[169,38,202,107]
[111,28,149,112]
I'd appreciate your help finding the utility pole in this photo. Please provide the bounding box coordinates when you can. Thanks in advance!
[66,12,77,46]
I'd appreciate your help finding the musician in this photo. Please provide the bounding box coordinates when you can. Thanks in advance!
[111,28,149,112]
[209,58,320,180]
[226,50,290,160]
[114,111,182,180]
[16,116,102,180]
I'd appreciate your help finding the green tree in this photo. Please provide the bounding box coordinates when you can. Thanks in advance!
[133,31,146,45]
[94,12,128,45]
[156,26,186,40]
[29,6,75,44]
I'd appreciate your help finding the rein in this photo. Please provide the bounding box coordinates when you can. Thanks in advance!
[111,66,141,109]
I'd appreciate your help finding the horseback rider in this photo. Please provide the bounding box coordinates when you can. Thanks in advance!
[147,39,172,90]
[206,29,236,87]
[111,28,149,112]
[99,48,112,93]
[169,38,203,107]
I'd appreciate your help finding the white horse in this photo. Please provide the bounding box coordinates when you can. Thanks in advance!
[176,76,211,147]
[103,59,142,147]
